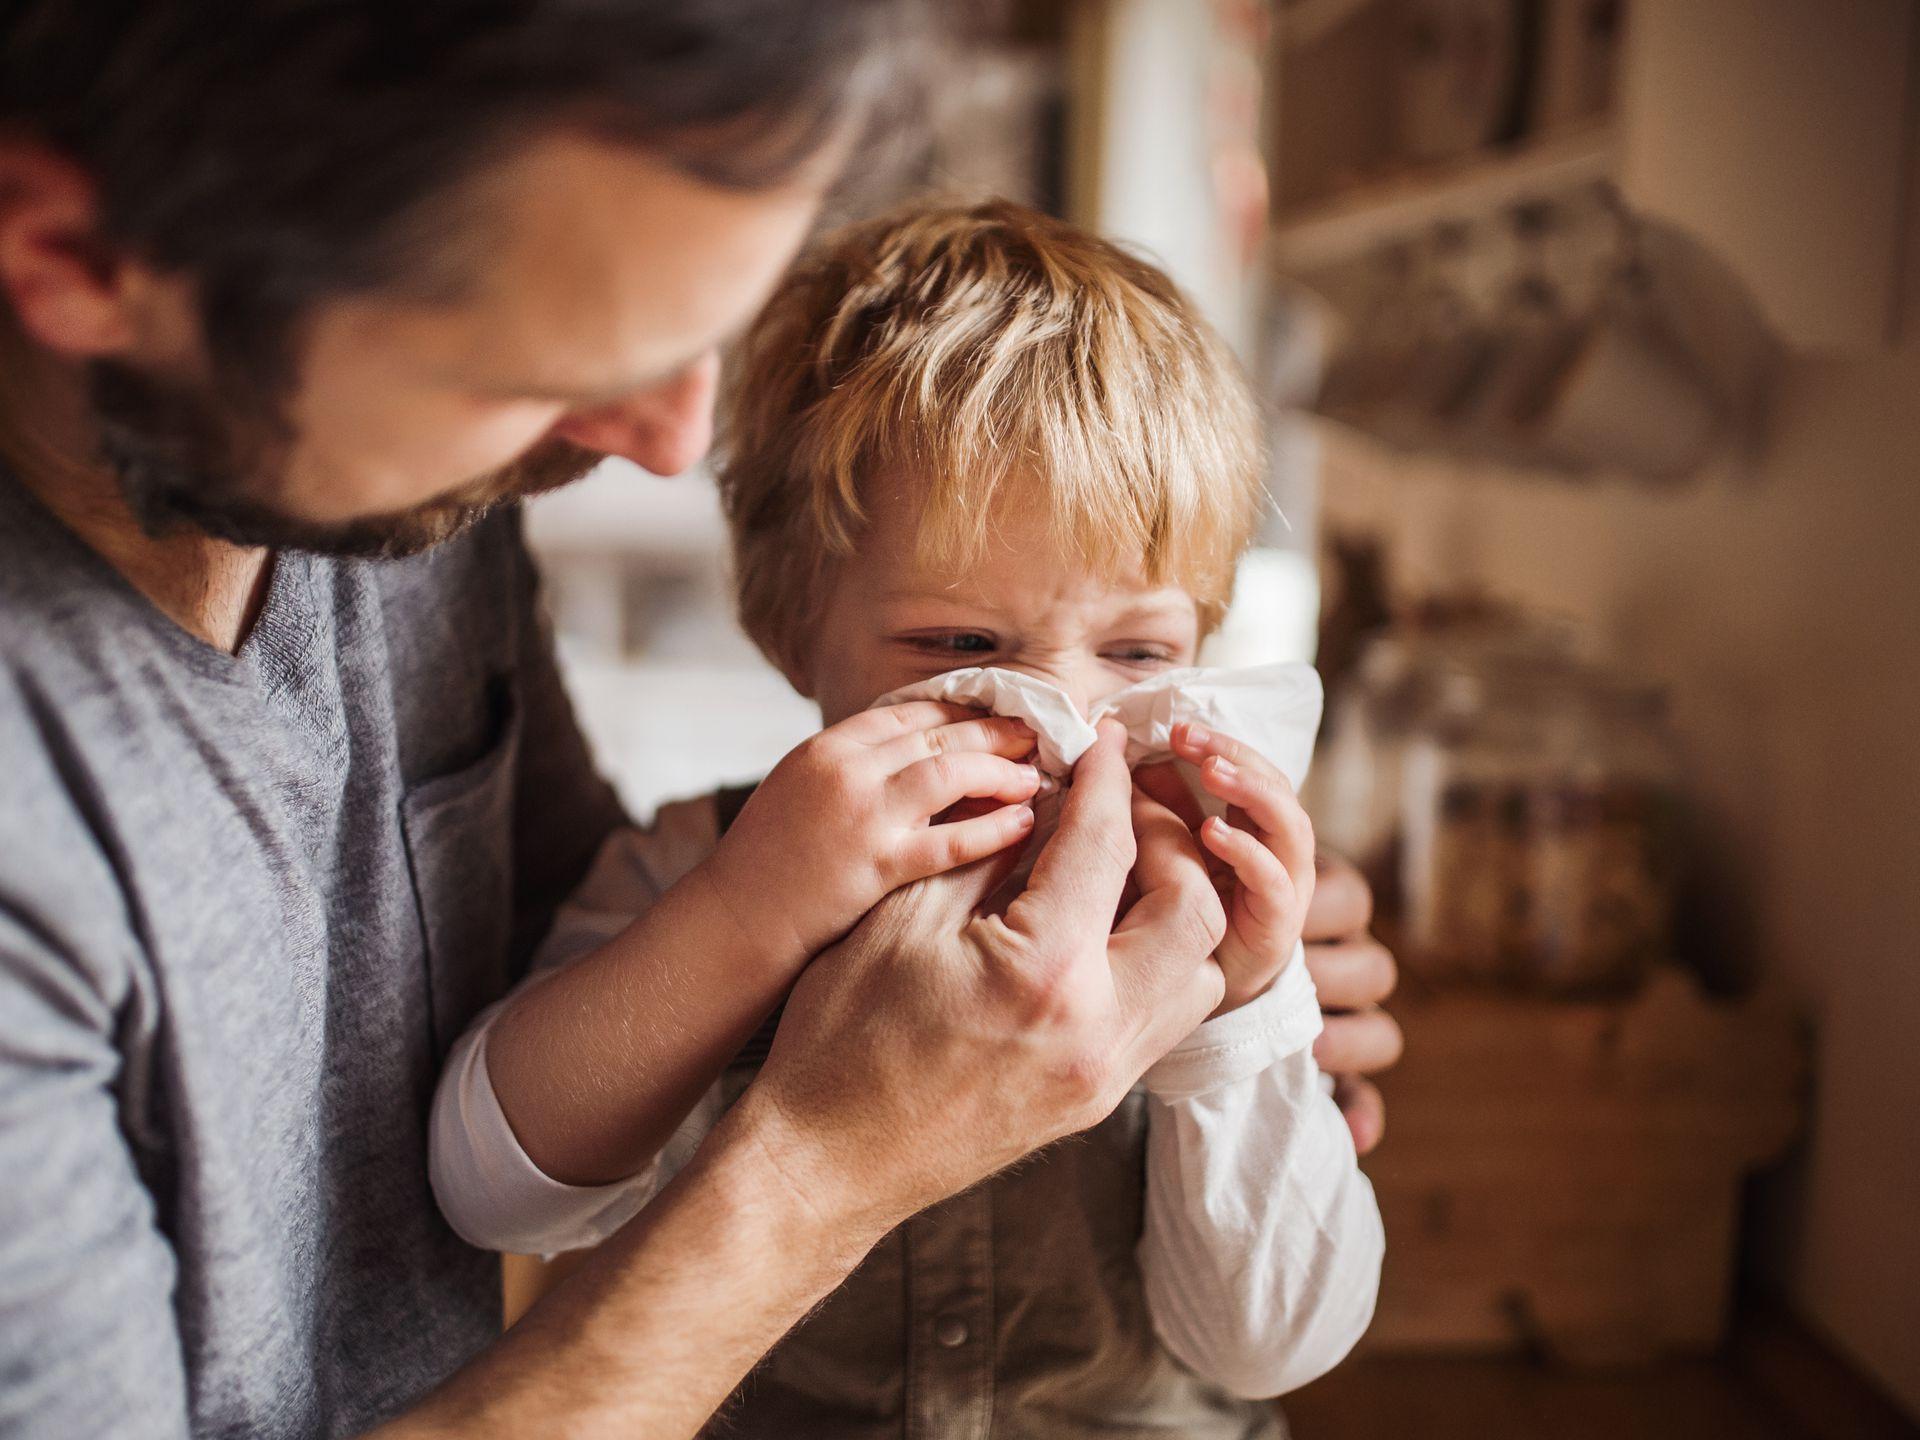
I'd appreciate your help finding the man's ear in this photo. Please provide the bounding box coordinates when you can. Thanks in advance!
[0,141,141,358]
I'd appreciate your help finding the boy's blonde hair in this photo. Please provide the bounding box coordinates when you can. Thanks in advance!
[716,198,1268,677]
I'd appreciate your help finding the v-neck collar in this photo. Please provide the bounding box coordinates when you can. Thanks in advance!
[0,460,322,689]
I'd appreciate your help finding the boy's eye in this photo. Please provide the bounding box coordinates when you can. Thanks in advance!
[1102,645,1176,667]
[899,631,998,656]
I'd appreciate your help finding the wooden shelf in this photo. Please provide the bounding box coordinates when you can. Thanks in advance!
[1361,969,1804,1363]
[1270,126,1618,273]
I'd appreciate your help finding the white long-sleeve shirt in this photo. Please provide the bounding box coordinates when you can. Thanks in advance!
[429,793,1382,1400]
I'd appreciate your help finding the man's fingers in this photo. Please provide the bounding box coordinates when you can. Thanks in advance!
[1003,722,1135,943]
[1304,850,1374,941]
[1133,761,1204,828]
[1303,935,1398,1011]
[1124,779,1213,902]
[1331,1074,1387,1155]
[1112,784,1227,1008]
[1313,1006,1405,1077]
[897,803,1035,880]
[893,834,1030,932]
[1137,762,1229,882]
[893,751,1041,818]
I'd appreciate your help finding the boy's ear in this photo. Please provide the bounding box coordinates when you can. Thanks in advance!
[775,641,816,700]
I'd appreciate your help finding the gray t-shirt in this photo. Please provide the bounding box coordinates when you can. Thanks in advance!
[0,464,625,1437]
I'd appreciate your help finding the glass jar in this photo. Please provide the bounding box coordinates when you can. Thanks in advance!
[1397,655,1679,994]
[1308,616,1578,948]
[1398,662,1567,984]
[1516,680,1682,995]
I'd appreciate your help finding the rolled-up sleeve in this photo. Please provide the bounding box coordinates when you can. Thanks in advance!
[428,1001,668,1256]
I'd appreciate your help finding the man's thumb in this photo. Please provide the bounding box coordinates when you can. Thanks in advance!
[926,826,1036,926]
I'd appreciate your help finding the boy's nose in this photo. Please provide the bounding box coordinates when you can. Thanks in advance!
[550,350,720,476]
[1002,660,1099,720]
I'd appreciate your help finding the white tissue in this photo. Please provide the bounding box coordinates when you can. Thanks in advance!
[876,666,1097,776]
[873,663,1324,788]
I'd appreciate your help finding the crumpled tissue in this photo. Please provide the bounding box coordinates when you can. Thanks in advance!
[873,662,1324,791]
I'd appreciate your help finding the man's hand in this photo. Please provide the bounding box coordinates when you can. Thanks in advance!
[1303,852,1401,1154]
[703,701,1043,966]
[736,720,1228,1232]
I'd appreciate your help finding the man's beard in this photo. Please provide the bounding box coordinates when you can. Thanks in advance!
[90,360,602,559]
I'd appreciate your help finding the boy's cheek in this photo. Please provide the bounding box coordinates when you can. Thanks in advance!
[812,659,912,727]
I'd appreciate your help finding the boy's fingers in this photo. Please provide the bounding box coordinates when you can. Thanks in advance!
[892,713,1038,764]
[1170,722,1282,781]
[894,752,1041,817]
[1196,757,1314,865]
[1003,722,1136,944]
[1200,816,1295,932]
[851,699,994,742]
[898,803,1036,880]
[1136,763,1229,882]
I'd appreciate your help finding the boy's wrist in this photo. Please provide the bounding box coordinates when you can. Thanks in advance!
[689,842,816,978]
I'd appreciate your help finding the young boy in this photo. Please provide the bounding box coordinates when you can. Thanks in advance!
[430,199,1382,1436]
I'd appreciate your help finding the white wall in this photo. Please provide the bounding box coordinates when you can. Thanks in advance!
[1316,342,1920,1410]
[1076,0,1250,348]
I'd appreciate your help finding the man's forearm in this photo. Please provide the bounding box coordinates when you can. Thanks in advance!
[373,1095,880,1439]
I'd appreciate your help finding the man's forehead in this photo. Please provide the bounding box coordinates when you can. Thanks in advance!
[375,132,828,391]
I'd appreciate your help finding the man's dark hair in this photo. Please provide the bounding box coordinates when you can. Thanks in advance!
[1,0,927,405]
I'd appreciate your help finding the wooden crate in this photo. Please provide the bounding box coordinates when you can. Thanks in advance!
[1360,968,1806,1365]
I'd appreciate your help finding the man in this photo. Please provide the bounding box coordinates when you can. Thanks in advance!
[0,4,1402,1436]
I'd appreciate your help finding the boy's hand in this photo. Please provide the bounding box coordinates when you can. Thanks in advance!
[704,701,1043,966]
[1157,721,1317,1015]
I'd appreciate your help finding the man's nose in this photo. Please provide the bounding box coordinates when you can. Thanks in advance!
[550,351,720,476]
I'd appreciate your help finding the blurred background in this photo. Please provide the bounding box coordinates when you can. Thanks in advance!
[521,2,1919,1434]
